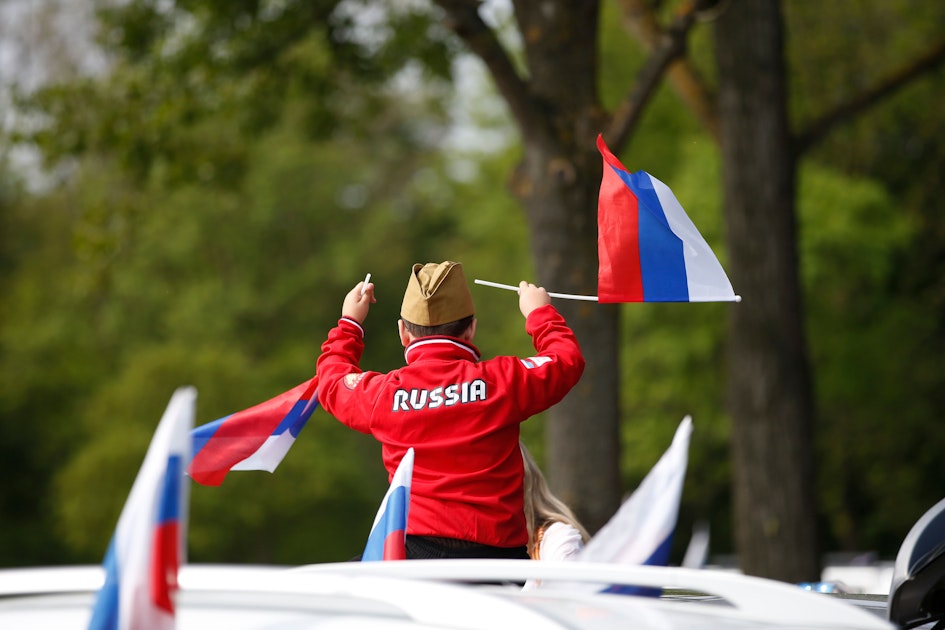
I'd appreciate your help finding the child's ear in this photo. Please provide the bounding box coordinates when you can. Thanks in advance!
[462,318,477,342]
[398,319,412,347]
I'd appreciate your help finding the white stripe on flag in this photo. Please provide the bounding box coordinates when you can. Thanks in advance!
[648,176,737,302]
[230,432,297,473]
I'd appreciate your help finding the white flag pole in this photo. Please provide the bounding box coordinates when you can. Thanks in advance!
[474,279,600,302]
[475,279,741,303]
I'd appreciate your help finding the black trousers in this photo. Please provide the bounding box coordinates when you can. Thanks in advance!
[405,535,529,560]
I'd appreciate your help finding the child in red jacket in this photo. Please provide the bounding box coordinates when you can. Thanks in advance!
[316,261,585,559]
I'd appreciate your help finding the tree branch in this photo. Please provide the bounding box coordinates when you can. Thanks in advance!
[605,0,720,153]
[433,0,546,143]
[615,0,720,143]
[795,37,945,155]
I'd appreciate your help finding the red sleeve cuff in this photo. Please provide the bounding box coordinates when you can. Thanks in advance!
[340,317,365,338]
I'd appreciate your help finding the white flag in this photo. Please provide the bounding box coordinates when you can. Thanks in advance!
[579,416,693,565]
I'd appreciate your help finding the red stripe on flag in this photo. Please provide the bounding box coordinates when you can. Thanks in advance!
[382,529,406,561]
[150,521,179,614]
[597,135,643,302]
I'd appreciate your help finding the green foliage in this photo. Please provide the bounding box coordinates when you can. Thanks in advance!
[0,181,105,564]
[786,1,945,135]
[797,165,941,552]
[781,1,945,553]
[20,0,457,188]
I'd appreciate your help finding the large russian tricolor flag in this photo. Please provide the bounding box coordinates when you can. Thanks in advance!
[88,386,195,630]
[188,376,318,486]
[597,134,738,303]
[362,448,414,562]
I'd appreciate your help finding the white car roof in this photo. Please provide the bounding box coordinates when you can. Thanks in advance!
[0,561,894,630]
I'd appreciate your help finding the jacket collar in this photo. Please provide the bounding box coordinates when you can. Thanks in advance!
[404,336,481,364]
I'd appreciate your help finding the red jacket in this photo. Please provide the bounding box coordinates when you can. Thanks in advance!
[316,304,585,547]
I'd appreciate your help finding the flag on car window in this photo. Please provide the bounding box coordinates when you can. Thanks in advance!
[188,376,318,486]
[362,448,414,561]
[597,135,738,303]
[579,416,692,568]
[88,387,195,630]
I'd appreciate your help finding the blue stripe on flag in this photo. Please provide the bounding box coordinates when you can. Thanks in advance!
[156,455,183,523]
[625,171,689,301]
[362,485,409,561]
[601,531,674,596]
[273,398,318,436]
[641,530,674,567]
[88,538,120,630]
[190,416,226,456]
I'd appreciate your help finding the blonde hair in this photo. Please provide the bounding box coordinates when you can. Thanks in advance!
[521,442,589,560]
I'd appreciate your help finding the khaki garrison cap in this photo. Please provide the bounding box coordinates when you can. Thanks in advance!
[400,261,475,326]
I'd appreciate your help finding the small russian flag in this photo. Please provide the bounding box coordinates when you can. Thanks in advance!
[597,134,738,303]
[188,377,318,486]
[88,387,195,630]
[472,136,738,304]
[362,448,414,562]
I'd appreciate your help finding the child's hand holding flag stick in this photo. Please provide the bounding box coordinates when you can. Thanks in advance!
[474,279,600,301]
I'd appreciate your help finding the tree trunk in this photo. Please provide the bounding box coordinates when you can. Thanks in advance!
[515,140,622,534]
[714,0,819,581]
[510,0,622,533]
